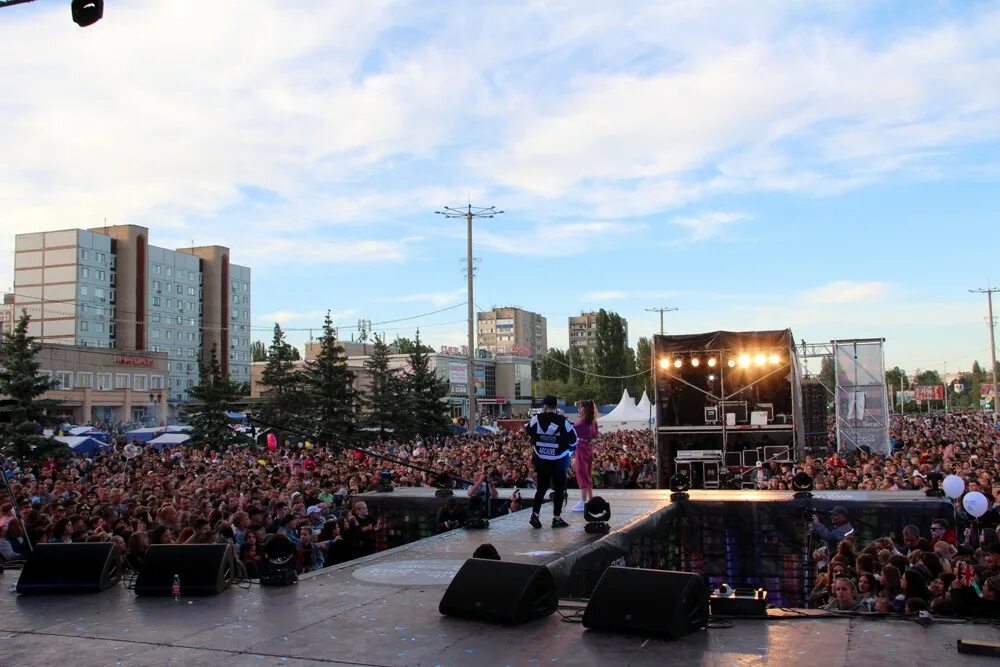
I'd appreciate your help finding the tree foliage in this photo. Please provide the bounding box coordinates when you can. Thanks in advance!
[593,309,632,403]
[363,334,411,436]
[300,312,357,445]
[540,348,570,383]
[250,340,268,362]
[400,330,450,437]
[636,337,653,399]
[257,323,304,432]
[184,345,248,450]
[0,311,63,460]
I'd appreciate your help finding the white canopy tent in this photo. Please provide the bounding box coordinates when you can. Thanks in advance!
[597,390,652,432]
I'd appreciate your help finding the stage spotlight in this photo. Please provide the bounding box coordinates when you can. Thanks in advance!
[670,473,690,501]
[753,353,766,367]
[690,358,700,367]
[792,472,813,499]
[659,358,670,370]
[768,353,780,365]
[584,496,612,534]
[727,358,737,368]
[71,0,104,27]
[707,358,717,368]
[708,374,716,381]
[673,358,683,368]
[259,534,299,586]
[738,354,751,368]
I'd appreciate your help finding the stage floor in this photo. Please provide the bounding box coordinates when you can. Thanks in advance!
[2,489,997,666]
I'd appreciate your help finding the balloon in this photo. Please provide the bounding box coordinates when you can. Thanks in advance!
[266,433,278,452]
[942,475,965,499]
[305,441,312,450]
[963,491,989,518]
[257,459,267,466]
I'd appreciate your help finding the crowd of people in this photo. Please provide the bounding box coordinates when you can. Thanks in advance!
[2,408,999,615]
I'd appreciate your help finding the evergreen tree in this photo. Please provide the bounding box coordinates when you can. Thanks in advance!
[258,323,304,431]
[301,312,357,444]
[250,340,268,362]
[0,311,63,460]
[184,345,247,450]
[401,329,450,437]
[363,334,409,435]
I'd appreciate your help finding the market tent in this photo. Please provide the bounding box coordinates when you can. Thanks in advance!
[127,427,166,443]
[165,425,193,433]
[148,433,192,449]
[54,435,108,455]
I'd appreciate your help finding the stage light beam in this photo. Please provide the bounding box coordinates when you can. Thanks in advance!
[691,358,700,367]
[728,358,737,368]
[658,358,670,370]
[768,353,781,365]
[707,358,717,368]
[738,354,751,368]
[673,358,683,369]
[754,353,766,367]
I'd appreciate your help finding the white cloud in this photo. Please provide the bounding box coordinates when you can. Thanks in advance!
[477,221,641,256]
[670,211,750,242]
[581,289,679,302]
[239,239,407,265]
[802,281,891,305]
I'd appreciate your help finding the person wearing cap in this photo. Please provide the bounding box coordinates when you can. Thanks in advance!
[811,506,855,550]
[524,395,578,529]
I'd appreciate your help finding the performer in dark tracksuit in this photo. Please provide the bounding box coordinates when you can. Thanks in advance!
[525,395,578,528]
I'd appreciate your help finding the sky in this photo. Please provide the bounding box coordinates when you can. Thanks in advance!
[1,0,999,377]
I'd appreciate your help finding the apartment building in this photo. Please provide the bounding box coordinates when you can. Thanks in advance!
[477,307,547,364]
[568,311,628,351]
[11,225,251,411]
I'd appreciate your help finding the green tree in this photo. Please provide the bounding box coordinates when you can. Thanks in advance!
[184,345,247,450]
[594,309,630,403]
[541,348,570,383]
[363,333,410,436]
[395,336,434,354]
[258,323,304,432]
[0,311,63,460]
[301,312,357,445]
[401,330,450,437]
[818,356,836,395]
[885,366,909,391]
[567,345,587,386]
[250,340,268,362]
[636,337,653,399]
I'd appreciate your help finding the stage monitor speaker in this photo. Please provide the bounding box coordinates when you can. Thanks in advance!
[135,544,234,597]
[439,558,557,624]
[16,543,122,594]
[582,567,708,638]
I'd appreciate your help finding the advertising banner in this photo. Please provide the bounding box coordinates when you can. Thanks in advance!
[914,385,945,401]
[897,390,915,404]
[982,383,996,399]
[448,362,467,384]
[475,366,486,396]
[496,318,515,332]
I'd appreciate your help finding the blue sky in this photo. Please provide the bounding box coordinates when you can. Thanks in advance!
[2,1,999,375]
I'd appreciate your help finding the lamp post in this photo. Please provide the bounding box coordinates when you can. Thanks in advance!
[148,390,163,426]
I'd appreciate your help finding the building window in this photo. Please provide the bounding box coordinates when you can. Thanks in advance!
[94,287,105,300]
[151,375,164,389]
[96,252,105,263]
[115,374,130,389]
[187,287,195,296]
[133,374,147,391]
[55,371,73,390]
[81,267,90,279]
[166,267,173,277]
[176,315,183,325]
[151,328,160,339]
[232,280,238,290]
[80,285,89,297]
[76,372,93,388]
[153,280,161,291]
[80,320,89,332]
[97,373,112,391]
[151,314,160,324]
[176,283,183,293]
[154,264,161,275]
[81,249,90,260]
[96,270,105,281]
[95,322,105,333]
[166,283,173,293]
[189,271,196,281]
[242,282,248,291]
[153,297,161,307]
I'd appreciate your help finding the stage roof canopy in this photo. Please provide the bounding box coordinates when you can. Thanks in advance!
[654,329,795,354]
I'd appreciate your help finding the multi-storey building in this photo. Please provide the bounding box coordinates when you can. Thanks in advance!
[568,311,628,352]
[11,225,251,413]
[477,307,547,364]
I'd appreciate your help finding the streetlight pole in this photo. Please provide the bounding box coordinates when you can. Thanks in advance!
[645,306,679,335]
[970,288,999,421]
[436,204,503,424]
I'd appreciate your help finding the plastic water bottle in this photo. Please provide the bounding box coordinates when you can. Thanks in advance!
[171,574,181,602]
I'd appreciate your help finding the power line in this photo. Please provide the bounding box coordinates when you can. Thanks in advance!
[644,306,678,336]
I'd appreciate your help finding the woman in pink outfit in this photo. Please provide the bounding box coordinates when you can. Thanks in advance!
[572,400,598,512]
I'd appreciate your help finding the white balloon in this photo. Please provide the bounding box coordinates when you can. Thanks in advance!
[942,475,965,499]
[963,491,989,518]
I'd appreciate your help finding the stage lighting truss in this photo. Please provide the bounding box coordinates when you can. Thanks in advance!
[657,351,785,372]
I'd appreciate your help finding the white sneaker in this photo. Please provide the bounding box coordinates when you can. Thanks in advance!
[572,500,586,512]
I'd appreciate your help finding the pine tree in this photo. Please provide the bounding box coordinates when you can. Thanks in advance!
[301,312,357,445]
[402,329,450,437]
[258,323,304,432]
[364,333,409,435]
[184,345,247,450]
[0,311,63,460]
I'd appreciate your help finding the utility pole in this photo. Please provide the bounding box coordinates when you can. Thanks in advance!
[436,203,503,423]
[970,287,999,421]
[645,306,678,335]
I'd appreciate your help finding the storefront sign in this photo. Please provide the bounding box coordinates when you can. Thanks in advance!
[115,356,155,367]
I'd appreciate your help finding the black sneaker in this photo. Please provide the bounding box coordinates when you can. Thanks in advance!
[529,514,542,529]
[552,517,569,528]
